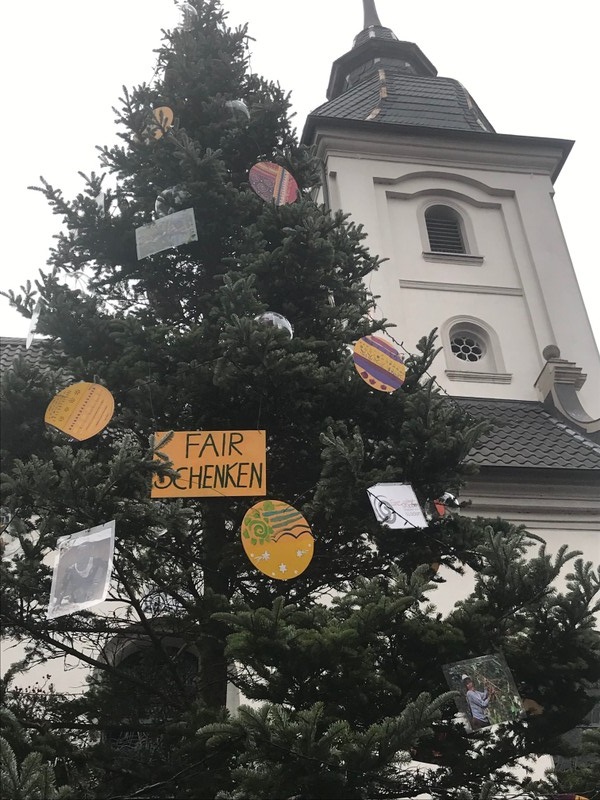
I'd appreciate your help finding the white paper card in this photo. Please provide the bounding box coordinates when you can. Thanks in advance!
[367,482,427,530]
[135,207,198,259]
[47,520,115,619]
[26,301,42,350]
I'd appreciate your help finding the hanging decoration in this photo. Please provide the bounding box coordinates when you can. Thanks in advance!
[26,300,42,350]
[94,192,106,213]
[45,382,114,441]
[241,499,314,580]
[151,430,267,498]
[353,334,406,392]
[442,654,523,734]
[136,207,198,259]
[367,483,427,530]
[154,185,191,219]
[47,520,115,619]
[249,162,299,206]
[431,491,463,518]
[254,311,294,339]
[147,106,174,140]
[177,1,198,30]
[225,99,250,121]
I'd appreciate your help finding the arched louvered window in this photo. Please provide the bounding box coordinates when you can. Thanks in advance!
[425,205,466,254]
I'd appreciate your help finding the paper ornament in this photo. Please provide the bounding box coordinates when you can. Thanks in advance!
[433,499,448,517]
[94,192,106,212]
[353,334,406,392]
[151,430,267,498]
[177,1,198,30]
[149,106,174,140]
[45,382,114,441]
[367,483,427,530]
[225,99,250,121]
[439,491,460,508]
[431,491,462,518]
[241,500,314,580]
[136,207,198,259]
[154,186,191,219]
[26,300,42,350]
[442,653,523,734]
[249,162,299,205]
[48,520,115,619]
[255,311,293,339]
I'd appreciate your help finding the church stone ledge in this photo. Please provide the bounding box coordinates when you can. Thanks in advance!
[310,126,571,182]
[422,251,484,266]
[401,279,522,296]
[446,369,512,384]
[462,469,600,531]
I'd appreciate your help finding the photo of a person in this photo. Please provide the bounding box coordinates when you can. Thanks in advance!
[57,545,109,604]
[48,521,115,619]
[462,674,495,729]
[443,653,522,734]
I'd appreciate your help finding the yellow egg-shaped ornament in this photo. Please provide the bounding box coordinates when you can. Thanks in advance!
[241,500,314,580]
[45,383,114,441]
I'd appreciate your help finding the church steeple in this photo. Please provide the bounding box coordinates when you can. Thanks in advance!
[363,0,382,28]
[308,1,494,137]
[326,1,437,101]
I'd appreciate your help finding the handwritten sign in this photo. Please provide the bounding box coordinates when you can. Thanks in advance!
[151,430,267,498]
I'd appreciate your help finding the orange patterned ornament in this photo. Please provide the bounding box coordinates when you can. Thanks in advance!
[241,500,314,580]
[45,383,114,441]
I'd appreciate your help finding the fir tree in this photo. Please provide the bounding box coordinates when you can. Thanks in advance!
[1,1,599,798]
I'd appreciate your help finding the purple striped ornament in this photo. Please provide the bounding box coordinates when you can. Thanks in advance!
[353,335,406,392]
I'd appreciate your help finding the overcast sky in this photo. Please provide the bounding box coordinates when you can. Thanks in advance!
[1,0,597,348]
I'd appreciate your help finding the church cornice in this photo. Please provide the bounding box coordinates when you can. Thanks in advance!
[303,116,573,183]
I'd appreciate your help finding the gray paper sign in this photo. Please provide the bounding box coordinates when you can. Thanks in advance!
[135,207,198,259]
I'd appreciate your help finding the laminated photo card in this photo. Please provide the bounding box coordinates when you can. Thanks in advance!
[443,653,523,734]
[48,521,115,619]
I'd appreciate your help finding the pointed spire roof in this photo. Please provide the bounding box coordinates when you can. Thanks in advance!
[363,0,382,27]
[326,1,437,101]
[306,1,495,139]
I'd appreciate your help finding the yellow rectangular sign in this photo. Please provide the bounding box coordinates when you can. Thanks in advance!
[151,430,266,498]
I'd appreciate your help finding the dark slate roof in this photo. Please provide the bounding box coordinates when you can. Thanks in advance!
[457,397,600,471]
[310,71,494,133]
[0,337,46,373]
[353,25,399,48]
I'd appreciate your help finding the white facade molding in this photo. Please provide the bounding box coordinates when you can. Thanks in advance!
[446,369,512,384]
[400,279,522,295]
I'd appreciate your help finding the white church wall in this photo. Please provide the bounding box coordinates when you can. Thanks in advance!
[319,138,600,416]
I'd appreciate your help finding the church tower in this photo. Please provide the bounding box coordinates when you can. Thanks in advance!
[302,0,600,425]
[302,0,599,561]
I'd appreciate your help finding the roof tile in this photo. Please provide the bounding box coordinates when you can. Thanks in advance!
[311,71,492,133]
[457,397,600,471]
